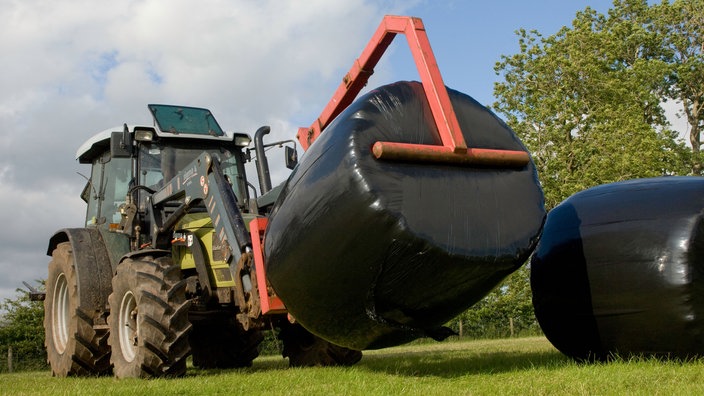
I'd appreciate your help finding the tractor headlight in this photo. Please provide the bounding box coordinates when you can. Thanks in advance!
[234,133,252,147]
[135,129,154,142]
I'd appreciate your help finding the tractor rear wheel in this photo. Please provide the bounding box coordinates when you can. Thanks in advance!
[107,255,191,378]
[190,316,264,369]
[279,323,362,367]
[44,242,111,376]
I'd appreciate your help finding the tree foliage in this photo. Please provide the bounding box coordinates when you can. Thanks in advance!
[654,0,704,172]
[493,0,698,208]
[447,266,540,339]
[0,285,47,372]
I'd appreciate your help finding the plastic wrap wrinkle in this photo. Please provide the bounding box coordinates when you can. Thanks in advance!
[265,81,545,350]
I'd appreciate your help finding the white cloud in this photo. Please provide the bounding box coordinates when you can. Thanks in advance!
[0,0,417,303]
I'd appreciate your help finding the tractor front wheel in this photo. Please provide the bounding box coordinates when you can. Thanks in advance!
[190,315,264,369]
[279,323,362,367]
[44,242,111,376]
[107,256,191,378]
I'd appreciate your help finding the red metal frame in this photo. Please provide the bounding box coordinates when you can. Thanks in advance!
[297,15,529,167]
[249,217,286,315]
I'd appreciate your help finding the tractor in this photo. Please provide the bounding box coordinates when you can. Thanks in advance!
[44,104,362,377]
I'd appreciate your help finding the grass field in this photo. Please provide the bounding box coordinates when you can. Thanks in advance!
[2,336,704,395]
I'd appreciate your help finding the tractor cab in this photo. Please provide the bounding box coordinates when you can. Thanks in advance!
[76,105,252,231]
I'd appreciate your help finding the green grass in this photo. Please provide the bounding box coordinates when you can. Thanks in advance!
[3,337,704,395]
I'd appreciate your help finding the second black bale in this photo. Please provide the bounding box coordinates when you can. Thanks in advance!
[532,176,704,360]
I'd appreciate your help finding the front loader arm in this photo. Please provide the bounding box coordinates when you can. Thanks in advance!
[147,151,251,264]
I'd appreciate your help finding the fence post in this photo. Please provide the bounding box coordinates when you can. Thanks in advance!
[458,319,463,338]
[7,346,12,373]
[509,317,515,338]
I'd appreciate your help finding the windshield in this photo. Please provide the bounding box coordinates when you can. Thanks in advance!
[148,104,225,136]
[138,142,246,208]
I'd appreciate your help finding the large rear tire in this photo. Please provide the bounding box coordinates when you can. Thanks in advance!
[107,256,191,378]
[44,242,111,376]
[279,323,362,367]
[190,315,263,369]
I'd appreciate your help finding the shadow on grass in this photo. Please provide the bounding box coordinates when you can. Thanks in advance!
[184,356,289,377]
[356,347,570,378]
[188,339,571,378]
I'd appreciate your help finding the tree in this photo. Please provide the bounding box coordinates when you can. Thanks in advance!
[653,0,704,173]
[493,0,692,208]
[0,284,47,372]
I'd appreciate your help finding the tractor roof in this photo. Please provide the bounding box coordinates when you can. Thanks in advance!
[76,105,247,163]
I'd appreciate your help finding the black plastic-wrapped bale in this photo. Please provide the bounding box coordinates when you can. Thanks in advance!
[532,176,704,361]
[264,81,545,350]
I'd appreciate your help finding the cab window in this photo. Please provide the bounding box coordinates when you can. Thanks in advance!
[85,151,131,227]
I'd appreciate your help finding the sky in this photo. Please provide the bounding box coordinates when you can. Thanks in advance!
[0,0,628,304]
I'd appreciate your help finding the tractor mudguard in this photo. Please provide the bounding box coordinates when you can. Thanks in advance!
[47,228,114,317]
[120,248,172,262]
[263,81,545,350]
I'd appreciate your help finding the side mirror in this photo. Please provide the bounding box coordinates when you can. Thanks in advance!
[111,124,133,158]
[285,146,298,170]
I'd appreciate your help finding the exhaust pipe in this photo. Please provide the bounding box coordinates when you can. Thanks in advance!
[254,126,272,194]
